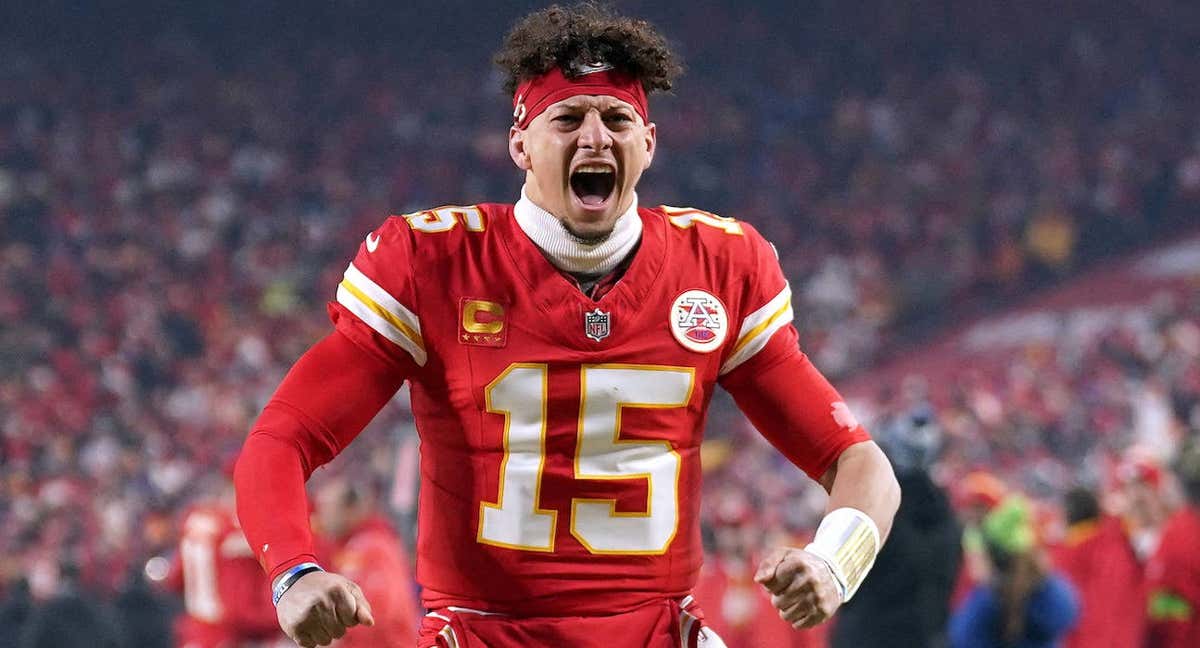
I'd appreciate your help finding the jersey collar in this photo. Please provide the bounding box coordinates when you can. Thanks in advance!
[499,198,667,331]
[513,188,643,277]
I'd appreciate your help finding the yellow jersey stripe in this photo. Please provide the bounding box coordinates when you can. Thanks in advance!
[344,263,422,336]
[340,280,425,352]
[729,299,791,358]
[735,283,791,337]
[718,283,794,375]
[718,307,793,375]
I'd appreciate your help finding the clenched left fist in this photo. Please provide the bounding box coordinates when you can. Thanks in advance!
[754,547,843,629]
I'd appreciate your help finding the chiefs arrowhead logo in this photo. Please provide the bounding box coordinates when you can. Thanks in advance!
[670,290,728,353]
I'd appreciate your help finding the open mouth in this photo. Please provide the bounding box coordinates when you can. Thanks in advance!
[569,165,616,208]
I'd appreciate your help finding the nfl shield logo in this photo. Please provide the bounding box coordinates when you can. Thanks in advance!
[584,308,611,342]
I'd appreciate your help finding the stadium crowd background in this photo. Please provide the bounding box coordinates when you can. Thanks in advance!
[1,1,1198,646]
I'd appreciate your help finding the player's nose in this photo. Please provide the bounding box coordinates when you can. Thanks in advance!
[576,110,613,152]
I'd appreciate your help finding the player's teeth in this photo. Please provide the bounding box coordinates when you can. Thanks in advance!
[576,165,613,174]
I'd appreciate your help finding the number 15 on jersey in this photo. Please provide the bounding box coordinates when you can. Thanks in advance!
[479,363,695,555]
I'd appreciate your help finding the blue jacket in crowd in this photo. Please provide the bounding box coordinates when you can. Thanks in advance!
[949,574,1079,648]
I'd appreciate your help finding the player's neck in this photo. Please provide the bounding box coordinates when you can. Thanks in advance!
[514,187,642,276]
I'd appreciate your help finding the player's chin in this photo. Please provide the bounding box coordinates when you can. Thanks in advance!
[565,192,621,239]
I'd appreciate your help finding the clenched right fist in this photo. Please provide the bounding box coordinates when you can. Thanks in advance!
[275,570,375,647]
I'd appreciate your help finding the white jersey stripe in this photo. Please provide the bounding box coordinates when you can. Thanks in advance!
[446,606,506,616]
[437,624,460,648]
[733,282,791,346]
[719,283,794,375]
[344,263,422,337]
[336,284,428,366]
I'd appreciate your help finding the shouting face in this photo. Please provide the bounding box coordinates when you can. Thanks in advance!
[509,94,656,241]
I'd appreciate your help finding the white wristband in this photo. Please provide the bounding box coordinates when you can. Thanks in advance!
[803,507,881,602]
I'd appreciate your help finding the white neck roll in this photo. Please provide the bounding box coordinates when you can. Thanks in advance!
[513,188,643,276]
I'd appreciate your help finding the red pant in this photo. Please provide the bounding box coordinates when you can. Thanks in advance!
[418,596,722,648]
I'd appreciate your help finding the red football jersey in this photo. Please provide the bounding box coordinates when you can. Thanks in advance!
[1054,516,1147,648]
[325,515,419,648]
[170,505,282,646]
[329,200,866,615]
[1145,506,1200,648]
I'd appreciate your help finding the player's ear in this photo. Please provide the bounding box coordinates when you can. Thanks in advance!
[642,122,657,170]
[509,126,532,171]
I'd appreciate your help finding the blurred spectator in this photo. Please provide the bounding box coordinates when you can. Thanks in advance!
[0,579,32,648]
[1115,454,1172,561]
[951,471,1009,609]
[693,491,827,647]
[949,497,1078,648]
[113,567,173,648]
[1053,487,1146,648]
[1144,441,1200,647]
[832,406,961,648]
[313,477,417,648]
[161,473,282,647]
[17,562,123,648]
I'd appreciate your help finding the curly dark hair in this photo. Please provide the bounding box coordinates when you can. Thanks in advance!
[494,2,683,96]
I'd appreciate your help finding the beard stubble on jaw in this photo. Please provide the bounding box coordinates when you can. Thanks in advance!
[560,218,615,245]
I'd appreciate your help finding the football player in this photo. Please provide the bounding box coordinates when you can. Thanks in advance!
[166,473,284,648]
[235,5,900,647]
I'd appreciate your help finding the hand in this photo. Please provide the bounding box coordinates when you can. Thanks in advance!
[275,570,375,647]
[754,547,843,629]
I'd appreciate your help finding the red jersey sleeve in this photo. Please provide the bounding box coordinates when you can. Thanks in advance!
[718,223,870,480]
[716,222,798,377]
[237,252,412,586]
[236,330,406,581]
[237,217,421,582]
[329,216,425,373]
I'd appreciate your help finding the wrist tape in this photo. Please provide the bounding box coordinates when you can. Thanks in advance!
[803,507,881,602]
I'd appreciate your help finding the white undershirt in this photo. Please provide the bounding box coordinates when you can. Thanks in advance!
[513,188,642,278]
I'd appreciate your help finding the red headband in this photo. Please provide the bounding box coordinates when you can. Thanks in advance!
[512,64,648,130]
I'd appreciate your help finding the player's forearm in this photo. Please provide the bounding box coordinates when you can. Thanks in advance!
[788,440,898,603]
[820,440,900,541]
[236,425,321,581]
[235,331,408,581]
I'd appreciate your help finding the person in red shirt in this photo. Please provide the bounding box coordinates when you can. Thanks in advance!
[1114,454,1171,561]
[1053,486,1146,648]
[311,478,417,648]
[694,498,827,648]
[1144,442,1200,648]
[165,478,283,648]
[234,5,900,647]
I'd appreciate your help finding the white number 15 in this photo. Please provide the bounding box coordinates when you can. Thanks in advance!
[478,363,695,555]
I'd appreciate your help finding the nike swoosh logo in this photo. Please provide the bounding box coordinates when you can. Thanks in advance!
[365,233,380,252]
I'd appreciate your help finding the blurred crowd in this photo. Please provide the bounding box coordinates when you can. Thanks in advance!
[701,287,1200,646]
[2,1,1200,646]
